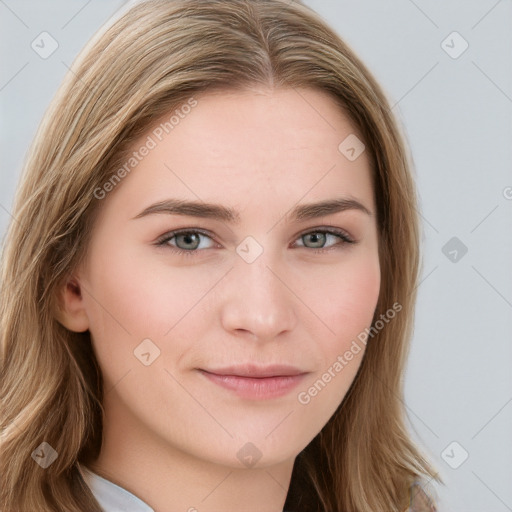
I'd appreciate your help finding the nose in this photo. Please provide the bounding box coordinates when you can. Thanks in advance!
[219,254,298,342]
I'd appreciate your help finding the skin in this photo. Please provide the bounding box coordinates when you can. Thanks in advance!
[58,87,381,512]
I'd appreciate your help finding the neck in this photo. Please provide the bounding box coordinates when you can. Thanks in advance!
[89,405,294,512]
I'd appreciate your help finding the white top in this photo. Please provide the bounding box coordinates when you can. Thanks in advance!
[80,465,155,512]
[80,465,438,511]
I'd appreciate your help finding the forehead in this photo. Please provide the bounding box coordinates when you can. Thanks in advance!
[102,87,374,219]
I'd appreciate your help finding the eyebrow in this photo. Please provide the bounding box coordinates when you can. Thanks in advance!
[132,197,372,223]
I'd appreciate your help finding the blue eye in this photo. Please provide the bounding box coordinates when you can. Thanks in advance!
[155,227,355,257]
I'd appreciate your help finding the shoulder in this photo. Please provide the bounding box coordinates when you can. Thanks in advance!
[406,480,439,512]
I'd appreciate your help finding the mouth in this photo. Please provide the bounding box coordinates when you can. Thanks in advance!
[202,364,307,378]
[198,364,309,400]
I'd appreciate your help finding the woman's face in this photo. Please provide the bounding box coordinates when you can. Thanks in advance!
[69,87,380,469]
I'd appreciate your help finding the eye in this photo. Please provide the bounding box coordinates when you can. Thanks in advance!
[155,226,355,257]
[294,228,355,251]
[155,229,216,252]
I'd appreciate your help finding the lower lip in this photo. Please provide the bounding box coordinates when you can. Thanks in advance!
[199,370,307,400]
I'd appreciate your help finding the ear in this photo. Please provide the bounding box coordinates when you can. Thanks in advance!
[54,276,90,332]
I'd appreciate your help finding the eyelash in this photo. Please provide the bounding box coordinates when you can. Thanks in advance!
[155,227,355,257]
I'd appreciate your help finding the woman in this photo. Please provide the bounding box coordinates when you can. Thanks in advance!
[0,0,441,510]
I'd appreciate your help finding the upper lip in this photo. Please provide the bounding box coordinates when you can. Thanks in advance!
[200,364,307,378]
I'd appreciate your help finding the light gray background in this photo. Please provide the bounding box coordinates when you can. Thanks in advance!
[1,1,511,510]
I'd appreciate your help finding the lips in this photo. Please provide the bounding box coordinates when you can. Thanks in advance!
[200,364,306,378]
[198,364,309,400]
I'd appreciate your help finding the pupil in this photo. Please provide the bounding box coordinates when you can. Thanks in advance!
[178,233,199,250]
[306,233,325,248]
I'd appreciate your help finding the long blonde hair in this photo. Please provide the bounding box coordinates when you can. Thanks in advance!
[1,1,441,510]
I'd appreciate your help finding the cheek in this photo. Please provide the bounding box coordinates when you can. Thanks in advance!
[81,243,220,363]
[304,251,381,347]
[294,254,379,424]
[331,258,380,335]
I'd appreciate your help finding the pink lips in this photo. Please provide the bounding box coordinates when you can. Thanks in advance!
[199,364,308,400]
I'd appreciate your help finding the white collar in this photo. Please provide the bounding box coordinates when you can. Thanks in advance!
[80,465,155,512]
[79,464,439,512]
